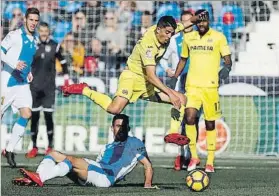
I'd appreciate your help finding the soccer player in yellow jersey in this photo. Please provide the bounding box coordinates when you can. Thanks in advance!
[62,14,206,146]
[173,10,232,172]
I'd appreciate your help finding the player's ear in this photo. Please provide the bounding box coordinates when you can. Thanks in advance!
[156,27,161,34]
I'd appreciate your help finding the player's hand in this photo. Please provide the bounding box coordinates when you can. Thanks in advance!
[16,61,26,71]
[169,93,181,109]
[27,72,33,83]
[190,10,208,24]
[166,68,175,77]
[144,185,160,189]
[219,66,231,81]
[11,69,24,83]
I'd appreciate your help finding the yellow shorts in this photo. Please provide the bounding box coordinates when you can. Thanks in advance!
[186,86,221,121]
[115,70,155,103]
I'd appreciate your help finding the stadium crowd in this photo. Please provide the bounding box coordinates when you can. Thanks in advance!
[1,0,277,81]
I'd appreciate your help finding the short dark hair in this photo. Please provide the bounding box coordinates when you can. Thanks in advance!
[39,22,49,28]
[112,114,130,127]
[142,10,151,16]
[195,9,209,20]
[157,15,177,30]
[181,10,193,20]
[113,114,130,142]
[25,7,40,18]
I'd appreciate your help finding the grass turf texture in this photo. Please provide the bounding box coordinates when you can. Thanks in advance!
[2,155,279,196]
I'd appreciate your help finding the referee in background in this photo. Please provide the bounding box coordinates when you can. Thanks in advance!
[26,22,70,158]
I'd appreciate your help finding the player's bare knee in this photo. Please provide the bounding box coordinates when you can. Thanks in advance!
[205,121,215,130]
[48,151,67,162]
[185,115,196,125]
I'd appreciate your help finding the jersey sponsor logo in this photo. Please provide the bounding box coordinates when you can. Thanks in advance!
[197,119,231,155]
[190,45,213,51]
[145,49,153,59]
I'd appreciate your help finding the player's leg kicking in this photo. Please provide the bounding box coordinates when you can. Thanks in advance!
[62,71,189,146]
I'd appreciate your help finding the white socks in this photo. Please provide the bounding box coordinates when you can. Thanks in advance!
[37,156,72,183]
[6,117,28,152]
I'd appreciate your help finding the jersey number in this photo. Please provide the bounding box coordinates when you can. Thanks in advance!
[214,102,220,112]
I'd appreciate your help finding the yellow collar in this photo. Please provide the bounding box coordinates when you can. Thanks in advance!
[195,28,213,38]
[152,28,162,48]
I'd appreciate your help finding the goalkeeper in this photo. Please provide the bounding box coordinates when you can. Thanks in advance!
[13,114,157,188]
[173,10,232,173]
[62,14,207,146]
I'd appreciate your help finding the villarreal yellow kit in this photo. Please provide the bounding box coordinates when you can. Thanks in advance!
[115,24,184,102]
[181,28,231,120]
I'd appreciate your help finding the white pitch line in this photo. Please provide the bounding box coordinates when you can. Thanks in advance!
[152,164,279,170]
[2,163,278,170]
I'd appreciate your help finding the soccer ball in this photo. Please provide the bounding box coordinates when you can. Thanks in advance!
[186,170,210,192]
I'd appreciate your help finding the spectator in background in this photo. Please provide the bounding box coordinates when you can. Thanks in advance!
[58,32,85,81]
[96,10,127,70]
[72,10,92,55]
[115,1,133,30]
[2,8,24,37]
[3,1,26,20]
[80,1,102,31]
[84,38,106,75]
[155,1,181,22]
[135,1,153,13]
[58,0,83,14]
[125,11,152,55]
[130,1,142,27]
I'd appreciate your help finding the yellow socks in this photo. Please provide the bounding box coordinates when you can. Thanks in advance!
[168,105,185,134]
[82,87,112,111]
[186,124,198,159]
[206,129,216,165]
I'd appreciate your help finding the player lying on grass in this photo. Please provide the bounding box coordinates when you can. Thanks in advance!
[62,13,207,146]
[13,114,156,188]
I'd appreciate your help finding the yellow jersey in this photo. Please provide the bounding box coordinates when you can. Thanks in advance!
[127,23,184,80]
[181,28,231,88]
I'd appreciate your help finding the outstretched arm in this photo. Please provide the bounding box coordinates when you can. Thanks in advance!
[174,57,188,78]
[139,157,153,188]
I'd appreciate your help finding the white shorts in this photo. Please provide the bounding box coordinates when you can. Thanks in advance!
[80,158,113,187]
[1,83,32,114]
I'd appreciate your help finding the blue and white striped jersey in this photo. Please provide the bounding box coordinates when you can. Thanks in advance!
[160,32,189,73]
[96,136,147,182]
[1,27,37,87]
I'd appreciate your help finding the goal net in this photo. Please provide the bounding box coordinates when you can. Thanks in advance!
[1,1,278,157]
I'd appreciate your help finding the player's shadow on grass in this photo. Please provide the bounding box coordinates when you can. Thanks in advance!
[115,183,185,190]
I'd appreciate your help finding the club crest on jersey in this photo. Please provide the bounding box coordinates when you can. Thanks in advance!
[122,89,128,95]
[45,45,51,52]
[207,38,213,43]
[145,49,152,59]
